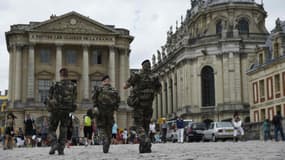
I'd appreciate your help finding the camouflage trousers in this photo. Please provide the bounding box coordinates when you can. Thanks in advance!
[133,107,153,153]
[48,110,69,151]
[133,107,153,135]
[96,111,114,153]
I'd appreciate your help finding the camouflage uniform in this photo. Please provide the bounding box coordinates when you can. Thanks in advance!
[92,79,120,153]
[47,79,77,155]
[125,60,161,153]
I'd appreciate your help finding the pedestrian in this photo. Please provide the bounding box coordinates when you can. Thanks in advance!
[122,128,128,144]
[40,117,49,146]
[92,75,120,153]
[272,111,285,141]
[112,122,118,144]
[46,68,77,155]
[66,113,74,148]
[176,116,185,143]
[232,112,244,142]
[24,113,34,147]
[161,119,167,143]
[263,119,271,141]
[124,59,161,153]
[4,112,16,150]
[16,128,25,147]
[149,120,156,143]
[83,109,93,146]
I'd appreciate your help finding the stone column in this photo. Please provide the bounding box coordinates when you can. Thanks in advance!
[157,93,162,118]
[172,72,177,112]
[14,45,22,102]
[55,45,62,81]
[27,45,35,101]
[8,46,14,101]
[229,52,235,102]
[119,49,128,102]
[82,45,89,100]
[152,97,157,120]
[109,47,116,87]
[167,77,172,114]
[161,81,166,116]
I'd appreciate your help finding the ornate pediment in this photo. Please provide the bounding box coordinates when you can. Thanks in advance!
[31,11,118,34]
[90,71,104,80]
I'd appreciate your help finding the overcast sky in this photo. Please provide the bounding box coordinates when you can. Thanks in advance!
[0,0,284,93]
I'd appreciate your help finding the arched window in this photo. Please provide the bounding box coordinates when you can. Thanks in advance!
[238,18,249,33]
[216,20,223,34]
[201,66,215,106]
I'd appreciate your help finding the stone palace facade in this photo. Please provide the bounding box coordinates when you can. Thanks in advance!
[5,11,134,134]
[152,0,269,125]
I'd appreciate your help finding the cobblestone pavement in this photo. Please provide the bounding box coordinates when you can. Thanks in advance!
[0,141,285,160]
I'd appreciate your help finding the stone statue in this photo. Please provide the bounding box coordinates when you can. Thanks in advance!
[275,18,282,32]
[157,50,161,62]
[152,54,156,65]
[176,20,179,30]
[191,0,198,7]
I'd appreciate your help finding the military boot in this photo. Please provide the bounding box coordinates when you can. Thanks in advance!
[144,137,152,153]
[49,143,59,155]
[103,138,110,153]
[58,147,64,155]
[139,137,152,153]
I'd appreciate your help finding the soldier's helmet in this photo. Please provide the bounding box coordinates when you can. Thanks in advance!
[59,68,68,77]
[101,75,110,81]
[141,59,151,71]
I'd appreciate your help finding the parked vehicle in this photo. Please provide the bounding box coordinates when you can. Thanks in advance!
[203,121,234,142]
[186,122,207,142]
[166,119,193,142]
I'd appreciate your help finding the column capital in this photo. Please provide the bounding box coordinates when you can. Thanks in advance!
[82,44,90,48]
[55,43,64,48]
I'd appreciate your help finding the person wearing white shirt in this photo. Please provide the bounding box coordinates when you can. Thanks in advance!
[232,112,244,142]
[149,121,156,143]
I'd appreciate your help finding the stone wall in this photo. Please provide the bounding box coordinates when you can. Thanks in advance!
[243,119,285,140]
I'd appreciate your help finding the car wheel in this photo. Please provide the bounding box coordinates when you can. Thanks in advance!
[212,135,216,142]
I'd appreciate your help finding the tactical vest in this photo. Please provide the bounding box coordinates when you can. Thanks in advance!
[136,74,155,105]
[97,85,120,108]
[53,80,76,110]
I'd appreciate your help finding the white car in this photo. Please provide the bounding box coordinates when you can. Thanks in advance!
[203,121,234,142]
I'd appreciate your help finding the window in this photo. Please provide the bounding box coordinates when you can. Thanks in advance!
[66,49,77,64]
[273,43,280,58]
[216,20,223,34]
[275,74,280,92]
[201,66,215,106]
[259,80,265,98]
[38,80,51,103]
[259,53,264,65]
[238,18,249,33]
[91,80,101,95]
[164,81,168,114]
[39,48,51,64]
[91,50,102,65]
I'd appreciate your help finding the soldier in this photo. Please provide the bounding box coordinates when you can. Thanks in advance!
[124,59,161,153]
[47,68,77,155]
[92,75,120,153]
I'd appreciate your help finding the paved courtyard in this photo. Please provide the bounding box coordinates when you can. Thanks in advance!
[1,141,285,160]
